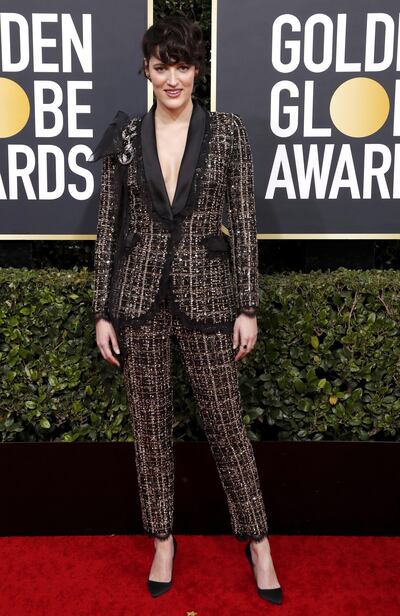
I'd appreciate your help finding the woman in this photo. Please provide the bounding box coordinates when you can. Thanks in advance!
[91,15,282,605]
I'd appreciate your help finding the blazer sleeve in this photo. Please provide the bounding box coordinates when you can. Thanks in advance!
[89,110,130,323]
[226,113,260,318]
[92,153,122,323]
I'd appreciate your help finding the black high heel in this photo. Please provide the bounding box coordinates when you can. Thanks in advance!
[147,535,177,598]
[245,540,283,605]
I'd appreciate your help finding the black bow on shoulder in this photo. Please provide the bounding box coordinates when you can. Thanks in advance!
[88,110,131,163]
[89,110,133,272]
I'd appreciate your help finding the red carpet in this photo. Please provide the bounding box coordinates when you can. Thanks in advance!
[0,535,399,615]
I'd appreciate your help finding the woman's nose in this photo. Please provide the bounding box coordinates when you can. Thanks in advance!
[166,70,179,85]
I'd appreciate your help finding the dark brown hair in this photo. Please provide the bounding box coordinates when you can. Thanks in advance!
[139,15,206,82]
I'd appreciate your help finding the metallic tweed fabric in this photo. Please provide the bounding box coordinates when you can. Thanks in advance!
[91,100,260,333]
[92,100,267,542]
[119,294,269,543]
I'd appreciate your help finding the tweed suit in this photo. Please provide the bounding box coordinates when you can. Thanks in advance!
[91,98,269,542]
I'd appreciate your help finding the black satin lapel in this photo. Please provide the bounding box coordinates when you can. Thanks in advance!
[141,102,173,223]
[140,99,206,223]
[172,100,206,215]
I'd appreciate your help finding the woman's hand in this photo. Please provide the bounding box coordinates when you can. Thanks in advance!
[232,313,258,361]
[96,318,121,368]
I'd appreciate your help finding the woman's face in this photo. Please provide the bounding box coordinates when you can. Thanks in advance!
[145,53,198,109]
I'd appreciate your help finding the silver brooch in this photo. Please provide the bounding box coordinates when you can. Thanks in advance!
[118,121,137,165]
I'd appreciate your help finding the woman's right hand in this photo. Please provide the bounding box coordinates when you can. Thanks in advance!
[95,319,121,368]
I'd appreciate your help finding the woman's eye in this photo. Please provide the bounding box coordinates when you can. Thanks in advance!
[154,65,189,72]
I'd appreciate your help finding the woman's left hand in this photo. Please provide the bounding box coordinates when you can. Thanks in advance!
[232,314,258,361]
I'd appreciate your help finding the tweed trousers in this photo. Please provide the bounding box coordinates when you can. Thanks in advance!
[118,294,269,543]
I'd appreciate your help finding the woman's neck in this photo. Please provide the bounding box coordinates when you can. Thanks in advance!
[154,97,194,126]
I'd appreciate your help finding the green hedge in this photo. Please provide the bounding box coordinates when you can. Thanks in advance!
[0,267,399,442]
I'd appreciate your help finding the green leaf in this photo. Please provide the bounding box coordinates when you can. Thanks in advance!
[311,335,319,349]
[294,379,305,393]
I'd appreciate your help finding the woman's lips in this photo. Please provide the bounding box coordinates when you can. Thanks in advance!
[165,89,182,97]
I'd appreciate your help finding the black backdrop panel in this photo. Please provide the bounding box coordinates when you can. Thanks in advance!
[0,1,147,236]
[216,0,400,235]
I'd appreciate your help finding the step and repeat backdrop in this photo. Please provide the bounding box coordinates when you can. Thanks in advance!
[215,0,400,237]
[1,0,399,238]
[0,0,147,238]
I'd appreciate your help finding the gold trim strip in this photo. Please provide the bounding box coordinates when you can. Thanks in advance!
[147,0,153,110]
[256,233,400,239]
[1,233,400,240]
[210,0,217,112]
[0,235,97,240]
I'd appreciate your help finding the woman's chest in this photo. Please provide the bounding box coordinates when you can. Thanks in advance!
[126,113,233,196]
[156,124,190,206]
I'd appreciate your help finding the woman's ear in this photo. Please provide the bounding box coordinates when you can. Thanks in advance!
[144,58,150,79]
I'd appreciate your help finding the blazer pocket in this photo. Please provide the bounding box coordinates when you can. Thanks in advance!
[201,233,230,259]
[122,230,140,255]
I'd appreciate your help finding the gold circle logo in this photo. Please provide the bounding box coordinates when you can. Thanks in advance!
[0,78,30,138]
[330,77,390,138]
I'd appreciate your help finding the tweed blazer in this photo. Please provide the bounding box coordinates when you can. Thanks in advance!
[90,98,259,334]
